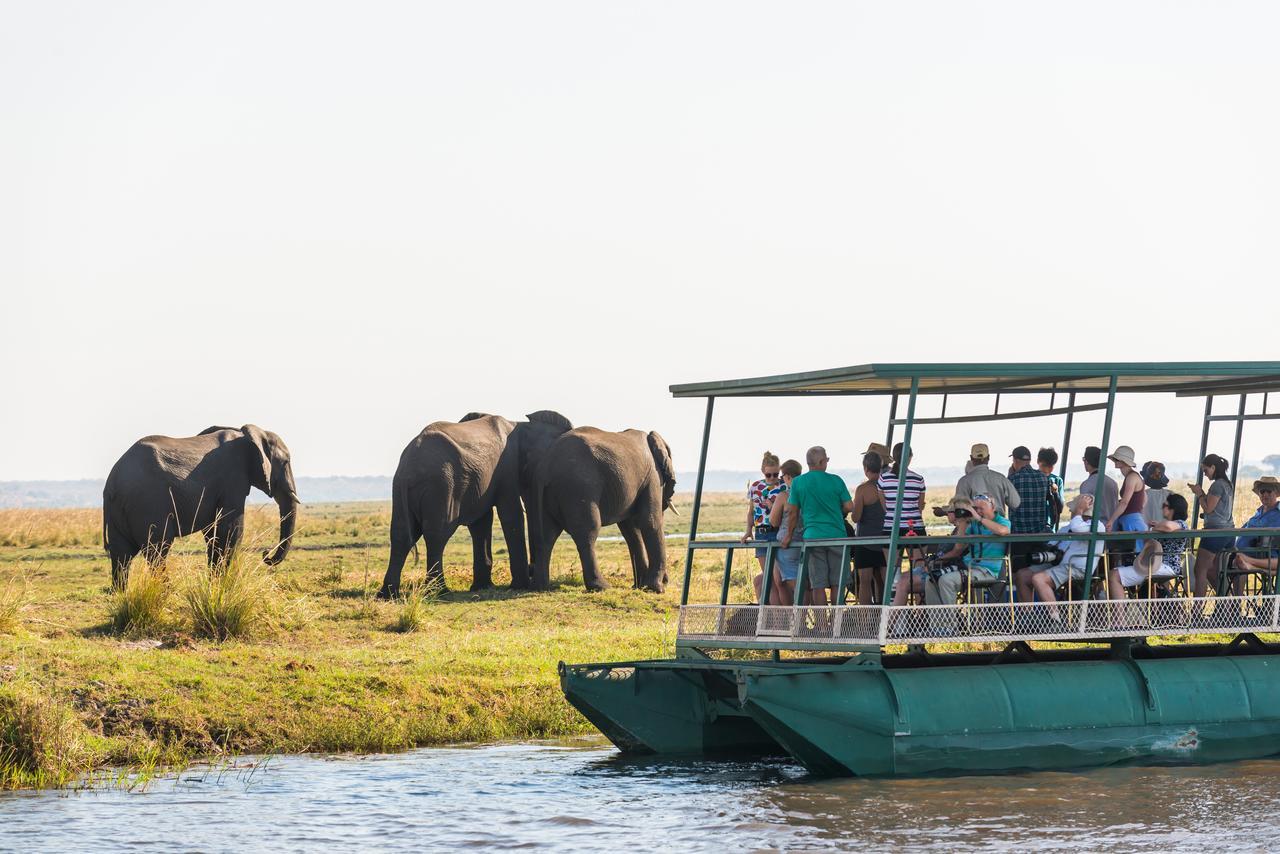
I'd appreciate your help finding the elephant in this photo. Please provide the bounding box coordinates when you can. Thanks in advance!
[531,427,675,592]
[102,425,300,587]
[377,410,572,598]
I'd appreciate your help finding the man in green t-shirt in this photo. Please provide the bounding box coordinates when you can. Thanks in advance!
[781,446,853,605]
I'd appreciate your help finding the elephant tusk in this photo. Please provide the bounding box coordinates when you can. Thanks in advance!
[667,504,681,517]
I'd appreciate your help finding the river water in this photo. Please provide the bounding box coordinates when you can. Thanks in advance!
[3,739,1278,852]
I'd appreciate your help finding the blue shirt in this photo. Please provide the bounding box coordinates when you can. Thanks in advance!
[964,514,1011,576]
[1235,505,1280,552]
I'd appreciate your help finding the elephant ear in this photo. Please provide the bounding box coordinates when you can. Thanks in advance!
[240,424,275,497]
[460,412,492,423]
[526,410,573,433]
[647,431,675,486]
[199,425,237,435]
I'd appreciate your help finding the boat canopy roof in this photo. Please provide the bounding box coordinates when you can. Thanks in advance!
[669,361,1280,399]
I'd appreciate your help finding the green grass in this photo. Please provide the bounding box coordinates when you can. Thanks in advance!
[0,493,742,789]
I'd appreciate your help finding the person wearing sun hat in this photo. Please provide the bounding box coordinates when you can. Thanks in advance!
[863,442,893,470]
[1140,461,1170,527]
[1227,476,1280,586]
[1104,445,1149,564]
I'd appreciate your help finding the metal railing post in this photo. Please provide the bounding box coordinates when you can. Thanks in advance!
[760,544,776,604]
[1060,391,1076,484]
[881,376,920,606]
[718,548,733,606]
[681,397,715,605]
[885,393,899,448]
[1191,396,1213,530]
[1231,394,1248,490]
[1081,375,1118,601]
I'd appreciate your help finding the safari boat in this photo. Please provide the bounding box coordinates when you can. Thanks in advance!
[560,362,1280,776]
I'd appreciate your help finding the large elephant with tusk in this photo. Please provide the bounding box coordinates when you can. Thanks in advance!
[531,427,675,592]
[102,424,300,587]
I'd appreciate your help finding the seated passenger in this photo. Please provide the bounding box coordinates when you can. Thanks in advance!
[1227,477,1280,582]
[1107,493,1189,600]
[1014,494,1100,623]
[923,495,1010,627]
[755,459,804,604]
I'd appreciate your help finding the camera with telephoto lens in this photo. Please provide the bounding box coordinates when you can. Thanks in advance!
[1027,547,1064,566]
[954,508,973,518]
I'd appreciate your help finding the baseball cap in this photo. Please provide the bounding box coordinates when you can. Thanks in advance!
[1010,446,1032,461]
[970,443,990,460]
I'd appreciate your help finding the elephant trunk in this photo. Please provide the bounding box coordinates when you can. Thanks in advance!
[264,493,298,565]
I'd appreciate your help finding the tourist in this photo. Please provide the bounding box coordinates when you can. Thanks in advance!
[850,451,887,605]
[780,446,853,606]
[880,442,928,606]
[1225,476,1280,588]
[1008,445,1052,570]
[754,458,804,604]
[741,451,784,586]
[1014,494,1100,624]
[1140,461,1170,528]
[1104,445,1149,564]
[955,443,1020,515]
[1080,446,1120,526]
[1107,493,1189,600]
[1189,453,1234,598]
[1038,447,1064,526]
[923,494,1010,631]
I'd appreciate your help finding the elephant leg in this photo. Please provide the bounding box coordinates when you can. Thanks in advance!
[467,511,495,591]
[423,536,450,594]
[105,520,138,588]
[205,512,243,570]
[533,520,563,591]
[379,499,422,599]
[571,527,607,592]
[496,496,530,589]
[638,519,667,593]
[617,520,647,589]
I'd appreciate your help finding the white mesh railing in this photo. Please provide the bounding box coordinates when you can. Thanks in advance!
[677,594,1280,646]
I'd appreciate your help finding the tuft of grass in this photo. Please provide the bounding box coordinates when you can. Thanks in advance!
[108,562,169,636]
[391,584,439,633]
[0,679,98,790]
[0,570,28,635]
[182,555,273,641]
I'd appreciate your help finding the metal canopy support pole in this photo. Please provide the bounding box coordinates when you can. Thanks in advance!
[1191,396,1214,530]
[1231,394,1248,485]
[881,377,920,605]
[1059,392,1076,485]
[1081,375,1118,601]
[885,393,899,448]
[680,396,715,606]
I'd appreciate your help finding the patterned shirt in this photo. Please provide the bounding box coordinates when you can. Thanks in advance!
[877,468,926,532]
[1046,472,1065,527]
[1008,465,1051,534]
[748,479,786,528]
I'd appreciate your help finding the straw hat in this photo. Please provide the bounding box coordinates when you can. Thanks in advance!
[1107,445,1138,468]
[864,442,892,466]
[1133,539,1165,577]
[1253,476,1280,493]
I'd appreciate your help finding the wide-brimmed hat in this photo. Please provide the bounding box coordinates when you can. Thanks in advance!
[970,443,990,461]
[1133,539,1165,577]
[864,442,892,466]
[1141,461,1168,489]
[1254,476,1280,493]
[1107,445,1138,468]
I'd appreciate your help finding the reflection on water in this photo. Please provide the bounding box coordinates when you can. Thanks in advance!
[3,738,1279,852]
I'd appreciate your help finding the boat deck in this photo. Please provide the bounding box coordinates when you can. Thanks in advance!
[677,594,1280,649]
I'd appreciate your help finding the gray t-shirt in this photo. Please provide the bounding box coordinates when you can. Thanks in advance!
[1143,487,1170,527]
[1204,479,1234,529]
[1080,472,1120,524]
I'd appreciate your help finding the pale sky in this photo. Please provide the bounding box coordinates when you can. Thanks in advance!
[4,1,1279,484]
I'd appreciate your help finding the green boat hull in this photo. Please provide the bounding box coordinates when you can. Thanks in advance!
[561,643,1280,776]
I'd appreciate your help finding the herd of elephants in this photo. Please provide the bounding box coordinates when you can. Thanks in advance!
[101,413,676,597]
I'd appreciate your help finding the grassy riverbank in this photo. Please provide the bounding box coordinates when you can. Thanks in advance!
[0,495,750,789]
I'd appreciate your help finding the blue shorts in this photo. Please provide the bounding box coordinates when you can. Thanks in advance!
[1114,512,1147,551]
[1199,533,1234,553]
[754,527,778,558]
[775,546,802,581]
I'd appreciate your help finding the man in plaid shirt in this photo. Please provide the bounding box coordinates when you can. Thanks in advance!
[1008,445,1051,570]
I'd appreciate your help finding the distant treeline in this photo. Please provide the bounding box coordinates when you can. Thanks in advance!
[0,462,1258,508]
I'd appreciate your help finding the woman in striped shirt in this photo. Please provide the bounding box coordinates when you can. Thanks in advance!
[879,442,928,605]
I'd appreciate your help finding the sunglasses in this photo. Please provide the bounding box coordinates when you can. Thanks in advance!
[763,472,780,479]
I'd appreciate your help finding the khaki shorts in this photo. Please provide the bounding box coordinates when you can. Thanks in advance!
[805,546,848,590]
